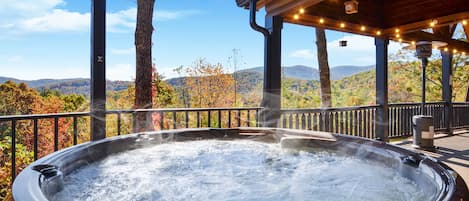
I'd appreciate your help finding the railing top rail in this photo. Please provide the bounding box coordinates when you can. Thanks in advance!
[453,102,469,105]
[0,112,90,121]
[106,107,263,114]
[0,107,264,121]
[281,105,379,113]
[389,101,445,107]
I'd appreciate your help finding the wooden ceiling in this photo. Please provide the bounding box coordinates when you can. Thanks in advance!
[237,0,469,53]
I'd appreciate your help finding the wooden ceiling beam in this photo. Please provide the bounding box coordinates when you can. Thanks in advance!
[283,13,383,38]
[402,31,469,53]
[383,12,469,35]
[266,0,323,17]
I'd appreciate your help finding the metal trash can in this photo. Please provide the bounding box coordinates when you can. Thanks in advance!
[412,115,435,150]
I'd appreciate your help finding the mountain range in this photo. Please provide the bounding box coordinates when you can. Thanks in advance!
[0,65,374,95]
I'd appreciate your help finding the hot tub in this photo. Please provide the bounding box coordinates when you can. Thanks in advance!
[13,128,469,201]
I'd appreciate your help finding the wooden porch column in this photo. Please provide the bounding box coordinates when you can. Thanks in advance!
[261,15,283,127]
[442,51,453,135]
[375,38,389,141]
[90,0,106,140]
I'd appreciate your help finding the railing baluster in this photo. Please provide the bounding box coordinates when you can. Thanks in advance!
[247,110,251,127]
[196,111,200,128]
[339,112,344,134]
[117,113,121,136]
[345,111,349,134]
[218,110,222,128]
[324,112,329,132]
[353,110,359,136]
[33,119,38,160]
[289,113,293,129]
[357,110,362,137]
[313,112,318,131]
[295,113,300,129]
[208,111,211,127]
[11,120,16,182]
[307,113,312,130]
[301,113,306,130]
[173,111,177,129]
[237,110,241,127]
[228,110,232,128]
[54,117,59,151]
[334,112,339,133]
[73,116,78,145]
[318,112,325,131]
[255,109,259,127]
[185,111,189,128]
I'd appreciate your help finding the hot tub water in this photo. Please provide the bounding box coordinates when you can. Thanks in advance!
[53,140,429,201]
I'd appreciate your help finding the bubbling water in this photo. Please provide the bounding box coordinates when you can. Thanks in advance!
[53,140,428,201]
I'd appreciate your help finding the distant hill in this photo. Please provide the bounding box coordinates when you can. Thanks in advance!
[236,65,373,80]
[165,65,374,93]
[0,77,132,96]
[0,65,373,96]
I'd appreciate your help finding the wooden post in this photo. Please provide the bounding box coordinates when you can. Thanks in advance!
[375,38,389,142]
[260,15,282,127]
[442,51,453,135]
[90,0,106,140]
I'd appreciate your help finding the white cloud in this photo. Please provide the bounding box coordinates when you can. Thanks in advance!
[111,48,135,55]
[155,10,201,21]
[289,49,315,59]
[0,0,64,17]
[107,8,136,32]
[107,64,134,81]
[0,2,200,35]
[20,9,90,32]
[157,67,180,79]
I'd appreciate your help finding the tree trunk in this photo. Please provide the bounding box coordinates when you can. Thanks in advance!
[135,0,155,132]
[466,80,469,102]
[315,28,332,108]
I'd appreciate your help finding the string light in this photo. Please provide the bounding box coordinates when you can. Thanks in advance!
[299,8,305,14]
[293,16,464,53]
[462,52,466,56]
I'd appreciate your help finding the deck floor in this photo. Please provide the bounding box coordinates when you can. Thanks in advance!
[393,129,469,188]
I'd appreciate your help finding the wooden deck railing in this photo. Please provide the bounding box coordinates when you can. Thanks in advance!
[1,103,469,184]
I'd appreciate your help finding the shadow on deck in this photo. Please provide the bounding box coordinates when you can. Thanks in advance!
[393,129,469,188]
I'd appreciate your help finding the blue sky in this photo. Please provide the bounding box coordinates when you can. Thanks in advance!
[0,0,402,81]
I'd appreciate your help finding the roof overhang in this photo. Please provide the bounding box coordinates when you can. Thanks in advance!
[237,0,469,53]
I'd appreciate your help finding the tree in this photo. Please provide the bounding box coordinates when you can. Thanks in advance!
[135,0,156,132]
[315,28,332,107]
[184,58,235,108]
